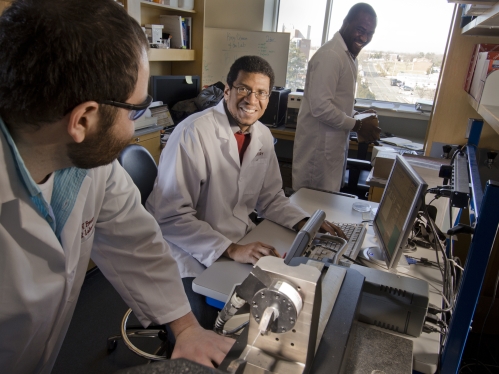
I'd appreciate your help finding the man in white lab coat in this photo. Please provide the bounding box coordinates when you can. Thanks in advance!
[147,56,345,328]
[293,3,381,193]
[0,1,232,373]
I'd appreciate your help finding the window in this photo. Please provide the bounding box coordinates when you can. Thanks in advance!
[278,0,455,106]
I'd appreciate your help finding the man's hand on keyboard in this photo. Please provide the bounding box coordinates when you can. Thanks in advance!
[294,218,347,240]
[320,220,347,239]
[223,242,280,265]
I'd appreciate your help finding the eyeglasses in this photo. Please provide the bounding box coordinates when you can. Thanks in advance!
[232,85,270,101]
[100,95,153,121]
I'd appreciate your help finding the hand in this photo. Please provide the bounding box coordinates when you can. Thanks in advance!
[224,242,280,265]
[294,218,347,239]
[170,312,234,368]
[356,115,381,143]
[319,220,347,239]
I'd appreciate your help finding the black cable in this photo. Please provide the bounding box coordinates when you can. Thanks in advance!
[421,191,456,314]
[341,254,364,266]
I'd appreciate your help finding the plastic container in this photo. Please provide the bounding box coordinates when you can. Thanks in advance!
[178,0,194,10]
[352,202,371,213]
[163,0,178,6]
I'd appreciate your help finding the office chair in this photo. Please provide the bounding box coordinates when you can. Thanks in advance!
[107,145,171,360]
[340,140,373,200]
[117,144,158,206]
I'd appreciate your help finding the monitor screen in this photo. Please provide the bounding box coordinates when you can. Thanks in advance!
[149,75,200,110]
[372,155,428,269]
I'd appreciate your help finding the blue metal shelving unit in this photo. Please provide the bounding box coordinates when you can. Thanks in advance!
[440,120,499,373]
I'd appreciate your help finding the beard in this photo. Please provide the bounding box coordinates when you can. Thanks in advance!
[66,106,132,169]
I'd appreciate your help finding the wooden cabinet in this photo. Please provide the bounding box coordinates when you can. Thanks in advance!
[126,0,205,77]
[131,127,162,164]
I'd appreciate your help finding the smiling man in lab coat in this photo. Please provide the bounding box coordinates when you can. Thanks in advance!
[293,3,381,193]
[147,56,346,329]
[0,0,233,372]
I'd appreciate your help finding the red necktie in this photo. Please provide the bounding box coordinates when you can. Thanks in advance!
[234,131,251,164]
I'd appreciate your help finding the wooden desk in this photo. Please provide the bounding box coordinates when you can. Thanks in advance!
[269,125,374,153]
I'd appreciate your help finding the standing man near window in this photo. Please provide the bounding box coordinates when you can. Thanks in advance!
[293,3,381,193]
[147,56,346,329]
[0,1,233,372]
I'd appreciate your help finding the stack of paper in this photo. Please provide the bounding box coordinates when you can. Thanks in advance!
[380,137,424,151]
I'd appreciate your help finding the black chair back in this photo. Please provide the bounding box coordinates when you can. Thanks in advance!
[341,142,372,200]
[117,144,158,206]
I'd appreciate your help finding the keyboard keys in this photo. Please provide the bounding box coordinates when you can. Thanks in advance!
[308,222,367,266]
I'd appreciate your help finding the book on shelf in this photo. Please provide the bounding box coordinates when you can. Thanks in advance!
[464,43,499,94]
[470,51,499,103]
[183,16,192,49]
[159,15,188,49]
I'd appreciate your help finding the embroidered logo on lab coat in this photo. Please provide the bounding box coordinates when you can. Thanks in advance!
[81,217,95,240]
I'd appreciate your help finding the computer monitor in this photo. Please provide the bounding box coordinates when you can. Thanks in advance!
[370,155,428,270]
[149,75,200,109]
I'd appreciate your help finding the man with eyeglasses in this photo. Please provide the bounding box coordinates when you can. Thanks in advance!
[293,3,381,193]
[147,55,345,329]
[0,1,233,372]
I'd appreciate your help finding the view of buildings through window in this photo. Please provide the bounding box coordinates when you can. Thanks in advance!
[278,0,455,105]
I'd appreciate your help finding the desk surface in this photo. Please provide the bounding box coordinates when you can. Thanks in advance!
[193,189,378,302]
[193,188,443,373]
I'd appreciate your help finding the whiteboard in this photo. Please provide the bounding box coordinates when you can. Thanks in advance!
[202,27,290,88]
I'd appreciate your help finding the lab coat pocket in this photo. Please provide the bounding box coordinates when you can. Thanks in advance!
[242,159,268,195]
[324,131,345,167]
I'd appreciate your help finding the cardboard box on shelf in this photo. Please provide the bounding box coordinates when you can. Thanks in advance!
[371,145,397,162]
[372,152,397,180]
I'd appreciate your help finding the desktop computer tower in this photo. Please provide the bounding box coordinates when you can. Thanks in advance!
[285,91,304,129]
[259,87,291,127]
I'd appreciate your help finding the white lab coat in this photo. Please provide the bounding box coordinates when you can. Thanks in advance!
[0,131,190,374]
[146,100,308,278]
[293,32,358,193]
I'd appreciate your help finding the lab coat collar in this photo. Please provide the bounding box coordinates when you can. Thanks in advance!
[333,31,356,62]
[240,125,263,170]
[0,128,65,258]
[212,100,244,169]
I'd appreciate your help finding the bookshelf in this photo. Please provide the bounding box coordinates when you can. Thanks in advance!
[460,2,499,37]
[126,0,204,77]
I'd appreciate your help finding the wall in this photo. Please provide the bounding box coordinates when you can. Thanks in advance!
[205,0,276,31]
[426,6,499,155]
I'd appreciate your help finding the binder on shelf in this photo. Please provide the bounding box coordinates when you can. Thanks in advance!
[159,15,186,49]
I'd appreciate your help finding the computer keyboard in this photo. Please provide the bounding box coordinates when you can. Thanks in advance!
[307,222,367,266]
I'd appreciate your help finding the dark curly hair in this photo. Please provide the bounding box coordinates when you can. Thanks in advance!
[0,0,148,128]
[226,55,275,91]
